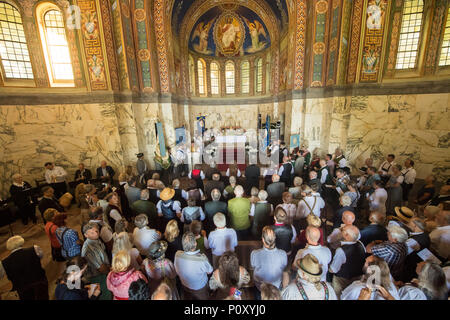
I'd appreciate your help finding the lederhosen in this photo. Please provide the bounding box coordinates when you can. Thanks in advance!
[401,168,414,201]
[295,279,329,300]
[380,162,392,184]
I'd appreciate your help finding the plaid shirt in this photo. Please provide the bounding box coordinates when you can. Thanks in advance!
[371,241,407,278]
[56,227,81,259]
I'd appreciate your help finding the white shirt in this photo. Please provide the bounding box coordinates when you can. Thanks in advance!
[226,168,241,177]
[369,188,388,214]
[282,278,337,300]
[429,225,450,260]
[278,163,294,176]
[401,167,416,184]
[296,195,325,218]
[319,167,328,184]
[132,227,161,256]
[251,247,287,290]
[294,245,332,281]
[263,167,278,177]
[378,160,396,176]
[208,228,238,256]
[398,285,427,300]
[329,241,366,273]
[341,280,400,300]
[338,157,347,168]
[45,166,67,184]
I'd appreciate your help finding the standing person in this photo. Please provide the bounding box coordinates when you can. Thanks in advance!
[366,225,408,280]
[180,198,205,226]
[188,164,205,191]
[204,189,228,233]
[263,162,278,190]
[401,159,416,205]
[0,236,48,300]
[386,164,404,215]
[359,211,388,246]
[266,174,286,207]
[333,147,349,174]
[223,176,237,201]
[204,173,225,201]
[429,209,450,261]
[250,227,288,299]
[294,151,305,177]
[296,214,325,248]
[276,192,297,226]
[401,218,430,282]
[55,214,82,260]
[142,240,178,298]
[328,225,366,298]
[136,153,148,186]
[208,213,238,268]
[250,190,273,239]
[172,179,188,208]
[227,185,251,240]
[112,232,142,271]
[81,222,112,300]
[272,207,297,256]
[174,232,213,300]
[96,161,115,184]
[104,193,124,230]
[326,154,335,177]
[282,254,337,300]
[318,159,333,186]
[368,180,388,215]
[130,189,158,228]
[209,252,251,300]
[44,162,68,198]
[132,214,161,257]
[378,154,397,180]
[174,143,189,178]
[44,209,65,262]
[344,181,360,210]
[296,185,325,219]
[164,219,183,263]
[245,163,261,196]
[278,156,294,187]
[107,250,147,300]
[156,188,182,233]
[9,173,37,225]
[125,177,141,205]
[74,163,92,183]
[293,226,331,282]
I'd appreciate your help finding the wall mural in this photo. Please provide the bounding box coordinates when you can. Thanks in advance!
[360,0,389,82]
[189,6,271,57]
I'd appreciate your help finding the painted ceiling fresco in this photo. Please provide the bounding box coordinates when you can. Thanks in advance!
[188,5,271,57]
[171,0,288,36]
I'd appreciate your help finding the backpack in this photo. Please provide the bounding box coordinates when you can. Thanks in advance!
[161,200,176,219]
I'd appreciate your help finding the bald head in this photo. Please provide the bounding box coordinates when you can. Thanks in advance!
[212,173,220,181]
[305,226,320,245]
[342,211,355,225]
[342,225,360,242]
[272,174,280,182]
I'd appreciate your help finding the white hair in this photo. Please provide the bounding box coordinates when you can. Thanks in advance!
[340,195,352,207]
[12,173,22,182]
[234,185,244,197]
[213,212,226,228]
[309,171,317,178]
[134,214,148,229]
[258,190,268,201]
[387,225,408,243]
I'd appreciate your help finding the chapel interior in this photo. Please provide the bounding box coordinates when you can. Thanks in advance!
[0,0,449,301]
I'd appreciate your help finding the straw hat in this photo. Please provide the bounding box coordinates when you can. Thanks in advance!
[295,254,322,278]
[394,206,415,223]
[159,187,175,201]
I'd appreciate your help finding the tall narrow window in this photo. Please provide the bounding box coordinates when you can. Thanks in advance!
[266,53,271,92]
[241,61,249,94]
[395,0,425,70]
[210,61,219,95]
[225,61,235,94]
[189,55,195,93]
[37,4,74,86]
[0,2,33,79]
[439,7,450,66]
[256,58,263,93]
[197,59,206,96]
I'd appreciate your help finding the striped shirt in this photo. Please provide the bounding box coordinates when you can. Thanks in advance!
[371,241,407,279]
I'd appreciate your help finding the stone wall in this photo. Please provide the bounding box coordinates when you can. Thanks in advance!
[0,92,448,197]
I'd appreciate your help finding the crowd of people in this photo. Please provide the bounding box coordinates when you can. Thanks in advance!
[2,144,449,300]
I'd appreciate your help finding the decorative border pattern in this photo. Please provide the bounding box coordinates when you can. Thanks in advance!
[336,0,352,85]
[293,0,307,90]
[154,0,170,93]
[119,0,139,91]
[100,0,120,91]
[77,0,108,90]
[359,0,389,83]
[310,0,330,87]
[424,1,447,75]
[346,0,364,83]
[326,0,342,86]
[110,0,129,90]
[384,0,403,77]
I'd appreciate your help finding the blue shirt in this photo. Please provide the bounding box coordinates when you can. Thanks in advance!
[250,247,287,290]
[174,250,213,290]
[56,227,81,258]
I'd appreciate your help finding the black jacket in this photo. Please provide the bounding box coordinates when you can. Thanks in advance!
[360,224,388,246]
[96,166,115,179]
[74,169,92,181]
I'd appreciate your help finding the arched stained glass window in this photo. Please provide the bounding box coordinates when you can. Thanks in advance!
[197,58,206,95]
[225,61,235,94]
[241,60,249,94]
[210,61,219,95]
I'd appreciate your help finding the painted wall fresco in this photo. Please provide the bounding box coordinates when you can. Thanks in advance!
[189,6,271,57]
